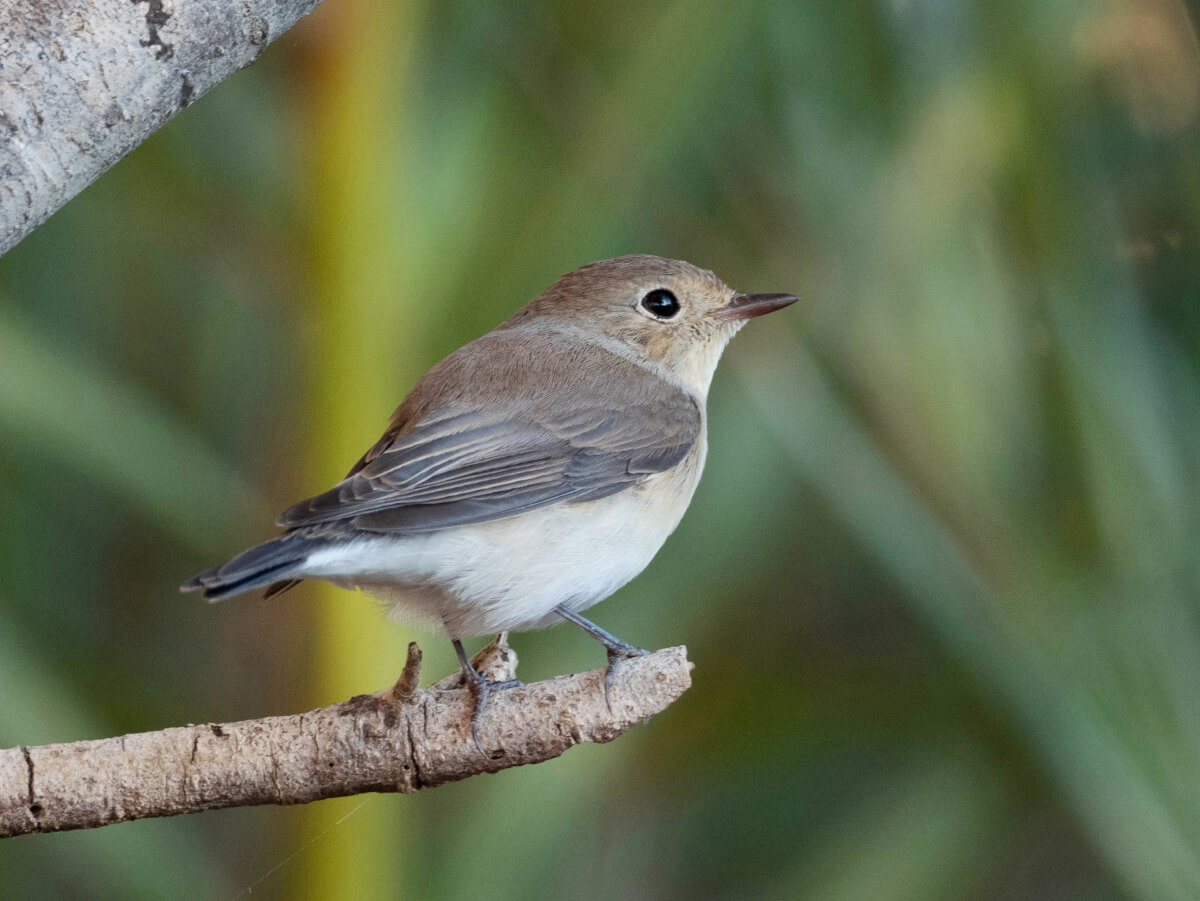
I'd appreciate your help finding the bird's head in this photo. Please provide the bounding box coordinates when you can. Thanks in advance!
[512,254,798,396]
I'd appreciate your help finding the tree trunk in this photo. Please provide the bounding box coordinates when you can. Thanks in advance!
[0,0,325,255]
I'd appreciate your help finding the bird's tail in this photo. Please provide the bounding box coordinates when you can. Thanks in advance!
[181,533,328,602]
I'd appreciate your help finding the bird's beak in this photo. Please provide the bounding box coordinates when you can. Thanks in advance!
[720,292,800,321]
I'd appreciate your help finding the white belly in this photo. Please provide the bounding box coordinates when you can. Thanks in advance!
[300,442,706,637]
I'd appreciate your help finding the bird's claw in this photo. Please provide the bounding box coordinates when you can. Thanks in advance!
[603,644,650,710]
[452,636,522,758]
[464,671,522,758]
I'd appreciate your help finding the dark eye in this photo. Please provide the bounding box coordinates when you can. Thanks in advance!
[640,288,680,319]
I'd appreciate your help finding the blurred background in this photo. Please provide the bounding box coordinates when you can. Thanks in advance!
[2,0,1200,897]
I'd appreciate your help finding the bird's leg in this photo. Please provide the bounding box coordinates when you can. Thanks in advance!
[452,637,521,757]
[554,605,649,707]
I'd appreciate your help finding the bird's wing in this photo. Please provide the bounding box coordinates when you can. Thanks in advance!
[277,380,701,535]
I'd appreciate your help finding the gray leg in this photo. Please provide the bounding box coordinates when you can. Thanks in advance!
[554,606,649,705]
[452,638,521,757]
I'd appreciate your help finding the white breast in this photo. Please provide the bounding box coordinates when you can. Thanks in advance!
[301,436,708,637]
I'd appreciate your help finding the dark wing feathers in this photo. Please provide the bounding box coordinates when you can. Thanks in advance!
[278,386,700,535]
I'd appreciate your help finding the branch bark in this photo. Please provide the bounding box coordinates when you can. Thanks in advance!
[0,0,326,256]
[0,640,692,838]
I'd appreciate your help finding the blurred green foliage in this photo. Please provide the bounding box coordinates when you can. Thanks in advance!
[3,0,1200,897]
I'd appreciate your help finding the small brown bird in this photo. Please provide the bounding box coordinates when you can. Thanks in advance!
[183,255,796,748]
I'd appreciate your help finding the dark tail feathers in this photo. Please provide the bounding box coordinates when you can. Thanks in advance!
[181,533,327,602]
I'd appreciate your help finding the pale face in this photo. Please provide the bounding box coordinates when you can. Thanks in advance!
[619,280,745,396]
[520,255,795,397]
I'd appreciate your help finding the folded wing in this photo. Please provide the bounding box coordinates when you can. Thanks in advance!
[278,380,700,535]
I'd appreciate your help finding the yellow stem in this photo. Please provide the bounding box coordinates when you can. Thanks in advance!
[290,0,425,896]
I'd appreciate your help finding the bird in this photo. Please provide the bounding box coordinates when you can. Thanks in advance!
[183,254,797,750]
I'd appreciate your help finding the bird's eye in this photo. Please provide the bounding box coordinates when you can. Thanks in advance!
[640,289,680,319]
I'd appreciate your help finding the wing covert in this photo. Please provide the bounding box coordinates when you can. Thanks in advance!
[278,386,700,535]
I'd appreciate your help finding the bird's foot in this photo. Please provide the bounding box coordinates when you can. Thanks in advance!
[461,666,522,758]
[452,637,522,757]
[552,605,650,711]
[604,643,650,709]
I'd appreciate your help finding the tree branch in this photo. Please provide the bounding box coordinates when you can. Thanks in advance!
[0,639,692,838]
[0,0,327,256]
